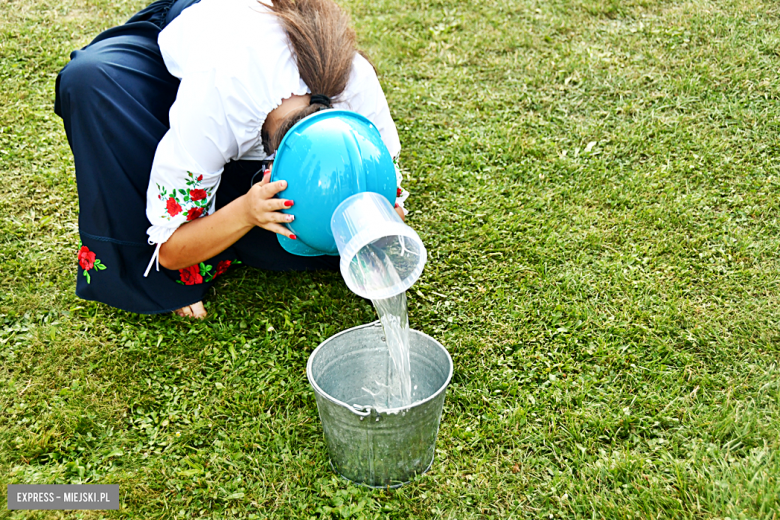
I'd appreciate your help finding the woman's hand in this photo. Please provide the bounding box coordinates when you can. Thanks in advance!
[243,170,297,239]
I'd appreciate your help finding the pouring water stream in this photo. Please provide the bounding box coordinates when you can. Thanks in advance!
[348,240,414,410]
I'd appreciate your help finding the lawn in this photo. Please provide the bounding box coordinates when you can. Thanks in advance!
[1,0,779,518]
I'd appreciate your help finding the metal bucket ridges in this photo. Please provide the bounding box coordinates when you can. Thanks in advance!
[307,321,453,488]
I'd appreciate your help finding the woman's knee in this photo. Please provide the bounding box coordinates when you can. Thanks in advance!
[57,48,114,103]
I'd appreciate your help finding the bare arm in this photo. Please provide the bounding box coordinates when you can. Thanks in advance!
[159,173,296,270]
[158,168,405,270]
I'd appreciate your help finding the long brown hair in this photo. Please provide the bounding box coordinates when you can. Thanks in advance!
[262,0,359,154]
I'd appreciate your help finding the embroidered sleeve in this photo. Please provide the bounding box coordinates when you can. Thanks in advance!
[155,172,217,224]
[145,69,241,248]
[143,67,263,275]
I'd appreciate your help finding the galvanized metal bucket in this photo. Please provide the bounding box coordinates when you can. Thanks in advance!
[307,321,453,488]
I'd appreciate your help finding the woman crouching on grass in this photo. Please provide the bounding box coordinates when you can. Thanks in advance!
[55,0,408,318]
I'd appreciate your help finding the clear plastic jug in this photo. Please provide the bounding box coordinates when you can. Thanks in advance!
[330,192,427,300]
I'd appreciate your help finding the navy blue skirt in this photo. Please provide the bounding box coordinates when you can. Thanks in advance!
[54,0,339,314]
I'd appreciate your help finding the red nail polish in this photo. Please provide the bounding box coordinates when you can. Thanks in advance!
[290,234,297,240]
[397,188,402,196]
[284,200,294,207]
[394,203,399,208]
[264,169,271,175]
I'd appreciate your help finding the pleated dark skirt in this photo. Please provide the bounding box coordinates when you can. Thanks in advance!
[54,0,339,314]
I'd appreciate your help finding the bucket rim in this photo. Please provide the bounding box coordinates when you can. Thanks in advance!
[306,321,453,415]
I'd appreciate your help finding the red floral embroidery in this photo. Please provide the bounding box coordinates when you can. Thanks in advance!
[179,265,203,285]
[175,260,239,285]
[77,244,106,284]
[190,188,207,201]
[214,260,232,277]
[157,172,214,222]
[78,246,96,270]
[166,197,182,216]
[186,207,204,221]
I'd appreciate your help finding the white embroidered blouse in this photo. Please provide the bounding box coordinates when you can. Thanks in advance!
[145,0,407,270]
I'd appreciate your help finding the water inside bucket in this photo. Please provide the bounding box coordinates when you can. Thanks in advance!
[349,241,414,410]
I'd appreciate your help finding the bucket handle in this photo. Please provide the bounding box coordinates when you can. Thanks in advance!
[350,404,373,418]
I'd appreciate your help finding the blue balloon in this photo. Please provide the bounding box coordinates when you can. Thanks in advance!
[270,110,397,256]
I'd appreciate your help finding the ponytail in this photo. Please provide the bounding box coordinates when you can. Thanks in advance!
[264,0,360,153]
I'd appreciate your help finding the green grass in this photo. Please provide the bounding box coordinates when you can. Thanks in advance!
[2,0,780,517]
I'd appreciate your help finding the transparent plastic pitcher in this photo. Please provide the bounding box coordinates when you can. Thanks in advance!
[331,192,427,300]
